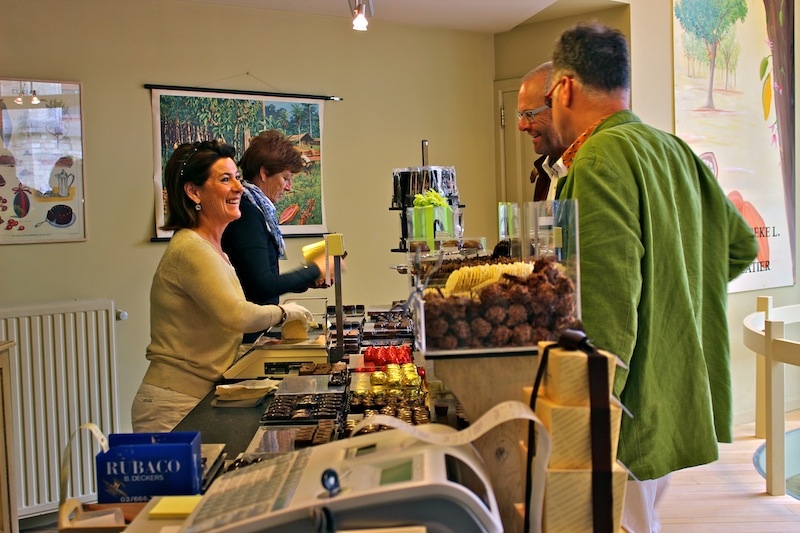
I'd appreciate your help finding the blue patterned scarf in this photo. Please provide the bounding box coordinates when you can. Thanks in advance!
[241,181,286,259]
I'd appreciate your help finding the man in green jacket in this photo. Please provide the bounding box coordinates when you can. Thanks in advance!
[549,22,758,532]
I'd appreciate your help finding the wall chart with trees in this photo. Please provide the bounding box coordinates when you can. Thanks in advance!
[673,0,795,292]
[148,85,331,238]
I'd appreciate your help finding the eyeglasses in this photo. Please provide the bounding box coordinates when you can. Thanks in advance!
[517,105,549,124]
[544,77,567,108]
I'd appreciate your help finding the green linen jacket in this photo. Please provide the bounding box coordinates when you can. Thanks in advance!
[558,110,758,479]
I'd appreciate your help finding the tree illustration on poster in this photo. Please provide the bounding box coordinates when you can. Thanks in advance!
[762,0,795,280]
[147,85,339,239]
[673,0,795,292]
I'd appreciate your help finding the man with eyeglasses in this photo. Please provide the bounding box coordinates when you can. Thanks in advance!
[517,61,568,201]
[549,22,757,532]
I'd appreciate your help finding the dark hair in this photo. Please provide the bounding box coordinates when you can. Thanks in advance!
[238,130,303,182]
[552,22,630,92]
[162,140,237,231]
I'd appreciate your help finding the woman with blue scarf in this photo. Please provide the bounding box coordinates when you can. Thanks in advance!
[222,130,329,342]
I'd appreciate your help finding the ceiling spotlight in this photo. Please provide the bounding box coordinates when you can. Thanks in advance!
[14,92,23,105]
[349,0,372,31]
[30,90,40,105]
[353,2,368,31]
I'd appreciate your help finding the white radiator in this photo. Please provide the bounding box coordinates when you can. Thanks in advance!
[0,299,121,519]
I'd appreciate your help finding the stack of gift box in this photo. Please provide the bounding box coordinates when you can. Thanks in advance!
[531,340,628,533]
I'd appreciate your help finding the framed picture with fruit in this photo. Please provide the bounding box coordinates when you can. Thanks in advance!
[0,79,86,244]
[147,84,338,239]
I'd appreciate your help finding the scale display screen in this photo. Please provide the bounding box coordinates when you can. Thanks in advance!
[355,443,377,457]
[379,460,413,485]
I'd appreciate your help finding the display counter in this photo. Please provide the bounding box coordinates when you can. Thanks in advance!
[166,286,547,533]
[136,268,583,533]
[167,364,524,533]
[124,364,459,533]
[173,389,264,457]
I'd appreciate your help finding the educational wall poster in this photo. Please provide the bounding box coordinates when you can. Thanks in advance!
[0,79,86,244]
[673,0,795,292]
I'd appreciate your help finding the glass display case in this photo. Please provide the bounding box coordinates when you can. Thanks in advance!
[409,199,581,358]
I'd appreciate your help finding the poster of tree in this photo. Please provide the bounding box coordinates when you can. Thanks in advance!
[673,0,795,292]
[148,86,330,239]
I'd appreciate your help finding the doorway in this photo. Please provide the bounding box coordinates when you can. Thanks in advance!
[493,78,538,206]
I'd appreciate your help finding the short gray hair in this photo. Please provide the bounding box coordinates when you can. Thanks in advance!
[521,61,554,94]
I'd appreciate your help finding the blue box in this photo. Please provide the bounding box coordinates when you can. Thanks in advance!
[96,432,202,503]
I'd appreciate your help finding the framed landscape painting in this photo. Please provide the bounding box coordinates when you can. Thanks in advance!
[148,85,332,239]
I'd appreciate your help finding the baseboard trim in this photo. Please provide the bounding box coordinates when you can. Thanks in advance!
[734,398,800,427]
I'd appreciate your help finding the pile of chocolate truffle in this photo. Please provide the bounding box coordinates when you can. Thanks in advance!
[423,257,578,350]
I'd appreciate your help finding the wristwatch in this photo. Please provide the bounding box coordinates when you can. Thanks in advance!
[276,305,287,326]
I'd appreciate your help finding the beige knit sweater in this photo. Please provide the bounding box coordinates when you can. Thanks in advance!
[142,229,283,398]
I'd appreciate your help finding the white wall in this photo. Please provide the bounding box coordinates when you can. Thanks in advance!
[495,0,800,424]
[0,0,497,431]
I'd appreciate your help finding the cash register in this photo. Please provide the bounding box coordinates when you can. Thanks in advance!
[175,425,501,532]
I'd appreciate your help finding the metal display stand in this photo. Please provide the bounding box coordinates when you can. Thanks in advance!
[390,140,464,253]
[321,233,347,363]
[329,253,346,363]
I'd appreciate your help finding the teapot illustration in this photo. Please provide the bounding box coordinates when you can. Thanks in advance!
[55,169,74,197]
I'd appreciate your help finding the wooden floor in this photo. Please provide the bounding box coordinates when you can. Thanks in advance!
[22,413,800,532]
[658,410,800,532]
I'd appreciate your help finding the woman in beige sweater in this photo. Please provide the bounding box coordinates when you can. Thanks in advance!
[131,140,312,432]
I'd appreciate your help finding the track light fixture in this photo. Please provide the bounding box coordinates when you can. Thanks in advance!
[348,0,373,32]
[12,82,41,105]
[353,3,368,31]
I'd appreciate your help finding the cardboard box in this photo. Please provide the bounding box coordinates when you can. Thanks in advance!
[96,432,202,503]
[535,395,622,470]
[539,460,628,533]
[58,497,126,533]
[538,342,617,406]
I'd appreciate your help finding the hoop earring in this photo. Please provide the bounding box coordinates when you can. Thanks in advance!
[195,203,201,211]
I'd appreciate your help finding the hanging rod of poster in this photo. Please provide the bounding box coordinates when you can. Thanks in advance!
[146,84,341,240]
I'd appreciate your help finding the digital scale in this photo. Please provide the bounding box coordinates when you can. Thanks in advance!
[224,332,330,379]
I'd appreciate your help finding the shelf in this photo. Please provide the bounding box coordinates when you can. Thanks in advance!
[389,205,465,211]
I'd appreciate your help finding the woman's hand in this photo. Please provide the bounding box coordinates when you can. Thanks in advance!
[310,252,328,272]
[311,254,346,286]
[281,302,313,325]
